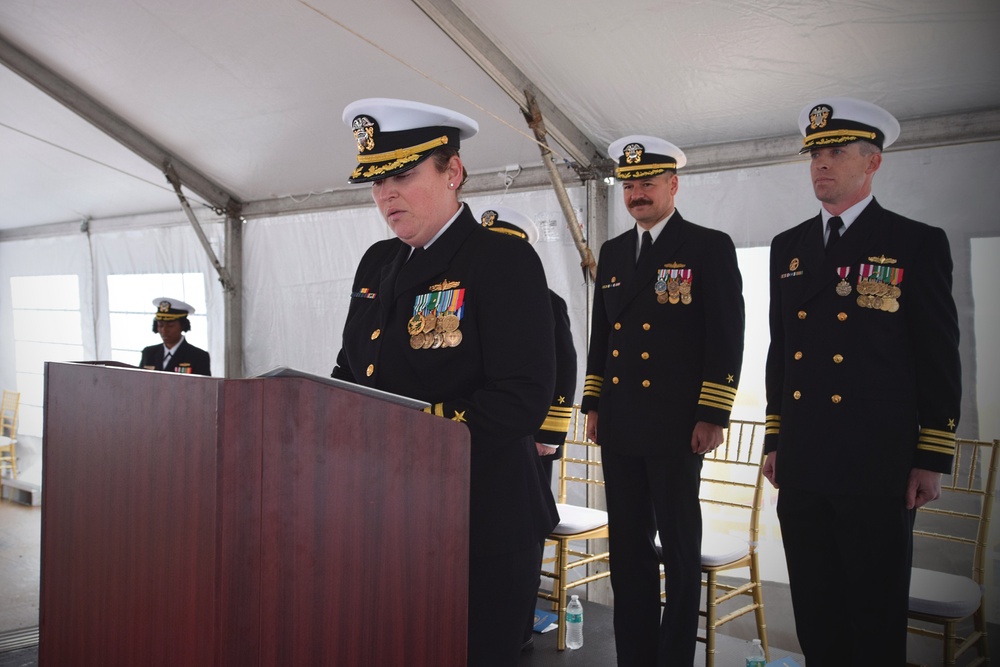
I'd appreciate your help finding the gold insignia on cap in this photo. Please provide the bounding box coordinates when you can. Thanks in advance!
[352,115,376,153]
[789,258,800,271]
[624,143,644,164]
[481,210,497,227]
[158,300,172,313]
[809,105,831,129]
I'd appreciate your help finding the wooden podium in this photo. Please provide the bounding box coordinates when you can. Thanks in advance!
[39,362,470,667]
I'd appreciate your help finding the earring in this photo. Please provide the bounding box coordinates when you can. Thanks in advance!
[449,183,454,188]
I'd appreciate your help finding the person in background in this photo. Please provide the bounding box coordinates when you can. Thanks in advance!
[139,297,211,376]
[478,204,577,651]
[330,98,558,666]
[763,96,962,665]
[582,135,745,666]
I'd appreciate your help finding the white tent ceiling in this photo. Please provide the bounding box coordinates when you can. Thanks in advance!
[1,0,999,232]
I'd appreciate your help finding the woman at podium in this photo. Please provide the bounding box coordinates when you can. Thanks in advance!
[331,98,559,666]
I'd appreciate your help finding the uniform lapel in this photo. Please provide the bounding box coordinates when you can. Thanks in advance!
[394,205,476,297]
[165,340,183,372]
[619,213,687,308]
[798,200,881,304]
[379,242,410,317]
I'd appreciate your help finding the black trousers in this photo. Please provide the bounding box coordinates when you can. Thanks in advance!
[602,449,703,667]
[777,486,915,666]
[468,541,543,666]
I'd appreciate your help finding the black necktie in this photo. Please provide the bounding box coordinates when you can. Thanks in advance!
[162,351,173,369]
[637,230,653,266]
[826,216,844,253]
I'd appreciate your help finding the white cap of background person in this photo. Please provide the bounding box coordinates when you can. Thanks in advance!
[151,297,195,333]
[342,97,479,184]
[478,205,540,245]
[797,96,900,155]
[607,135,687,180]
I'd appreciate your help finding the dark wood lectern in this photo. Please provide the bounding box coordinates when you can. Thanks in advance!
[39,362,470,667]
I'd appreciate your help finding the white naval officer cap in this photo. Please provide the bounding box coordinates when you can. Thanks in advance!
[608,135,687,180]
[152,297,195,320]
[342,98,479,184]
[798,96,901,154]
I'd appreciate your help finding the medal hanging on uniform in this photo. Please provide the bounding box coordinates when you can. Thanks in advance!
[855,263,902,313]
[655,269,669,304]
[835,266,852,296]
[679,269,693,305]
[408,288,464,349]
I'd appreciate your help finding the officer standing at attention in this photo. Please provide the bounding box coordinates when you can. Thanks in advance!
[330,98,558,666]
[478,204,578,652]
[763,97,961,664]
[582,135,745,666]
[139,297,211,376]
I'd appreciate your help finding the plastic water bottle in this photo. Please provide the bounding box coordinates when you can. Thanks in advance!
[565,595,583,649]
[745,638,766,666]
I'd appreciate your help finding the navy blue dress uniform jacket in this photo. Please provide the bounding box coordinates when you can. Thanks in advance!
[331,205,559,554]
[139,338,211,376]
[764,198,961,495]
[536,291,577,451]
[582,212,745,452]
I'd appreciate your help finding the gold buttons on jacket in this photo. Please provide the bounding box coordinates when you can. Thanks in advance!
[838,312,848,321]
[612,377,620,384]
[794,351,803,360]
[833,354,844,364]
[614,322,622,330]
[831,394,842,404]
[366,364,374,377]
[642,323,651,330]
[641,352,650,360]
[642,380,651,388]
[371,329,381,340]
[793,391,801,400]
[612,349,620,357]
[797,310,807,320]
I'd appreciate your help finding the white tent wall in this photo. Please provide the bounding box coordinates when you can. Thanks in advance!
[0,232,96,478]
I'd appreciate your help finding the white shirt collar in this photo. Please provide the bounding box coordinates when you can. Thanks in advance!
[821,194,873,233]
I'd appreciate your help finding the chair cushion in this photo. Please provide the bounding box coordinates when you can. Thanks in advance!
[909,567,983,618]
[701,532,750,567]
[654,532,750,567]
[552,503,608,535]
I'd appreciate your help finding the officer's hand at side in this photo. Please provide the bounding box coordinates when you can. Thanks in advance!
[763,451,778,489]
[585,411,598,443]
[536,443,558,456]
[690,421,723,455]
[906,468,942,509]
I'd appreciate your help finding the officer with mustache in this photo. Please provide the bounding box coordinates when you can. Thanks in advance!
[582,135,745,666]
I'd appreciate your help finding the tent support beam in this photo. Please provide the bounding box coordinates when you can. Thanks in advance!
[410,0,611,174]
[223,213,245,378]
[522,92,597,282]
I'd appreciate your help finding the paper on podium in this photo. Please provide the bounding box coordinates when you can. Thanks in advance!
[255,366,430,410]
